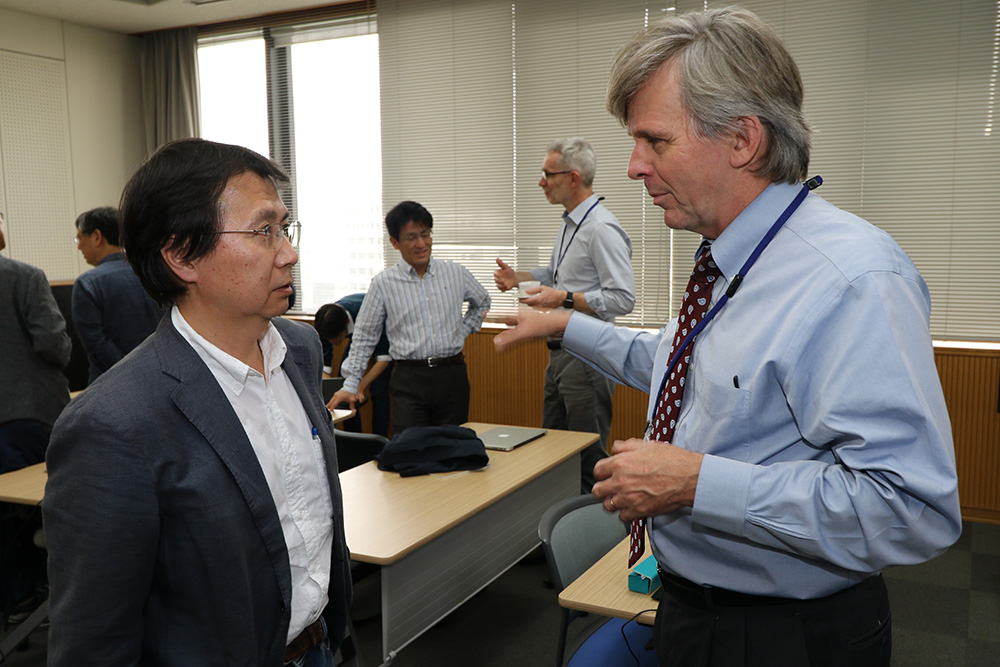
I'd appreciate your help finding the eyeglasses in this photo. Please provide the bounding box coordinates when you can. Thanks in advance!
[541,170,572,181]
[211,220,301,249]
[400,229,432,244]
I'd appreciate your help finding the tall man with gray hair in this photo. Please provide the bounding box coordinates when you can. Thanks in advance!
[495,137,635,492]
[496,8,959,665]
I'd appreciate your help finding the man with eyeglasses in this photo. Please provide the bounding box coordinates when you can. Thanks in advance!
[331,200,490,434]
[44,139,352,666]
[494,137,635,492]
[72,206,163,384]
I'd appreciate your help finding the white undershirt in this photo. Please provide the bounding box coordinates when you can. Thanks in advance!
[172,307,333,644]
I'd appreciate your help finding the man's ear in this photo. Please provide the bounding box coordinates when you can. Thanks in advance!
[91,228,105,247]
[389,236,401,252]
[161,242,198,285]
[729,115,765,170]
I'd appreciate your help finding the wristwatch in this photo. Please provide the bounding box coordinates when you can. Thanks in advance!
[563,291,574,309]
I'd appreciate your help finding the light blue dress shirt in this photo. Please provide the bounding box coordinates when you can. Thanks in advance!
[341,257,490,394]
[530,194,635,322]
[563,182,961,599]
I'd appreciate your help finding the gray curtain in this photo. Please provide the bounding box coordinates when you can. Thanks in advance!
[141,27,201,155]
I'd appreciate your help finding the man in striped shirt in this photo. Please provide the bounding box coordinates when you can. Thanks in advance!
[331,201,490,434]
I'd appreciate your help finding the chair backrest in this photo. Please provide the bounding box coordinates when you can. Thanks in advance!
[334,429,389,472]
[538,495,628,591]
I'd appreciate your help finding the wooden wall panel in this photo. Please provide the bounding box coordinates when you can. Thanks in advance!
[466,328,648,447]
[935,349,1000,523]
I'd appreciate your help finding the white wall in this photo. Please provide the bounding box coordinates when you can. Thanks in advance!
[0,7,144,281]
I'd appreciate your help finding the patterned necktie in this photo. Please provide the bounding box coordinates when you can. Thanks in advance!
[628,247,721,567]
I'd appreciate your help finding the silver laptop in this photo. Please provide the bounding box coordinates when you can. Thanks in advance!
[479,426,547,452]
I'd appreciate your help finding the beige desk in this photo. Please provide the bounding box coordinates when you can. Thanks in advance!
[0,462,45,505]
[341,422,596,664]
[0,463,48,655]
[559,537,659,626]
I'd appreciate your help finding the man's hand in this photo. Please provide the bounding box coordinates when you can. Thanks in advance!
[494,258,518,291]
[493,308,572,352]
[591,439,704,522]
[519,285,567,310]
[327,389,362,412]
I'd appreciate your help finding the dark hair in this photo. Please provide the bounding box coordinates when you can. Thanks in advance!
[119,138,288,306]
[384,201,433,240]
[313,303,349,340]
[76,207,121,246]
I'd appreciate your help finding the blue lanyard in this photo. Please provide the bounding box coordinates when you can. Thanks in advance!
[553,197,603,286]
[648,180,816,426]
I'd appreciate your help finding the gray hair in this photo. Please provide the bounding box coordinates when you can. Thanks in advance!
[606,6,810,184]
[546,137,597,188]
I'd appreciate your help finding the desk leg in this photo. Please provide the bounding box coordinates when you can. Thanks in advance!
[376,457,578,663]
[0,599,48,658]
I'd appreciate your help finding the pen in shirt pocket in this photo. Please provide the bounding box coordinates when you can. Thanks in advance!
[733,375,740,389]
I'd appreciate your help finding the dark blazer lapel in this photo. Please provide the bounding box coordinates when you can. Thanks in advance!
[152,316,293,606]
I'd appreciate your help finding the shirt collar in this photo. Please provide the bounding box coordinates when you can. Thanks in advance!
[706,181,803,281]
[563,193,601,227]
[171,306,287,396]
[397,256,435,277]
[97,251,125,266]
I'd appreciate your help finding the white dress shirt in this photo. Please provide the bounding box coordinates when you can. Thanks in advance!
[172,307,333,643]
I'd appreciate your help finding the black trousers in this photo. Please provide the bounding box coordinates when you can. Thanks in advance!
[389,362,470,434]
[653,574,891,667]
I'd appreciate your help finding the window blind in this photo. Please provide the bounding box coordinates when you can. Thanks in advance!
[379,0,1000,339]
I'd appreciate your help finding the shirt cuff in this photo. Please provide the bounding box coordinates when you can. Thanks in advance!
[692,454,753,537]
[562,312,601,356]
[375,355,392,362]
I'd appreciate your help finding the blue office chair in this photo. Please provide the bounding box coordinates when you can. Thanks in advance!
[539,495,654,666]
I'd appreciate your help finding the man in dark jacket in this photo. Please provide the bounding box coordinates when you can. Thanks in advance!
[0,209,71,622]
[72,206,162,383]
[44,139,352,666]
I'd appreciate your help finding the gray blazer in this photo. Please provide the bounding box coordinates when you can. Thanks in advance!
[43,315,352,666]
[0,255,71,427]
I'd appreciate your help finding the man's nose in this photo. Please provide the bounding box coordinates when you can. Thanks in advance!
[627,142,651,181]
[277,236,298,266]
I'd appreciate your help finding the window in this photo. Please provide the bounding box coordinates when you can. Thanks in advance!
[197,8,382,314]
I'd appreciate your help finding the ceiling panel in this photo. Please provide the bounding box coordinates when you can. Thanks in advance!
[0,0,351,35]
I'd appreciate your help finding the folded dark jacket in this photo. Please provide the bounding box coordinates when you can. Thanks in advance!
[376,425,489,477]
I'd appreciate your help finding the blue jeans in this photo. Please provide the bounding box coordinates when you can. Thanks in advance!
[288,618,337,667]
